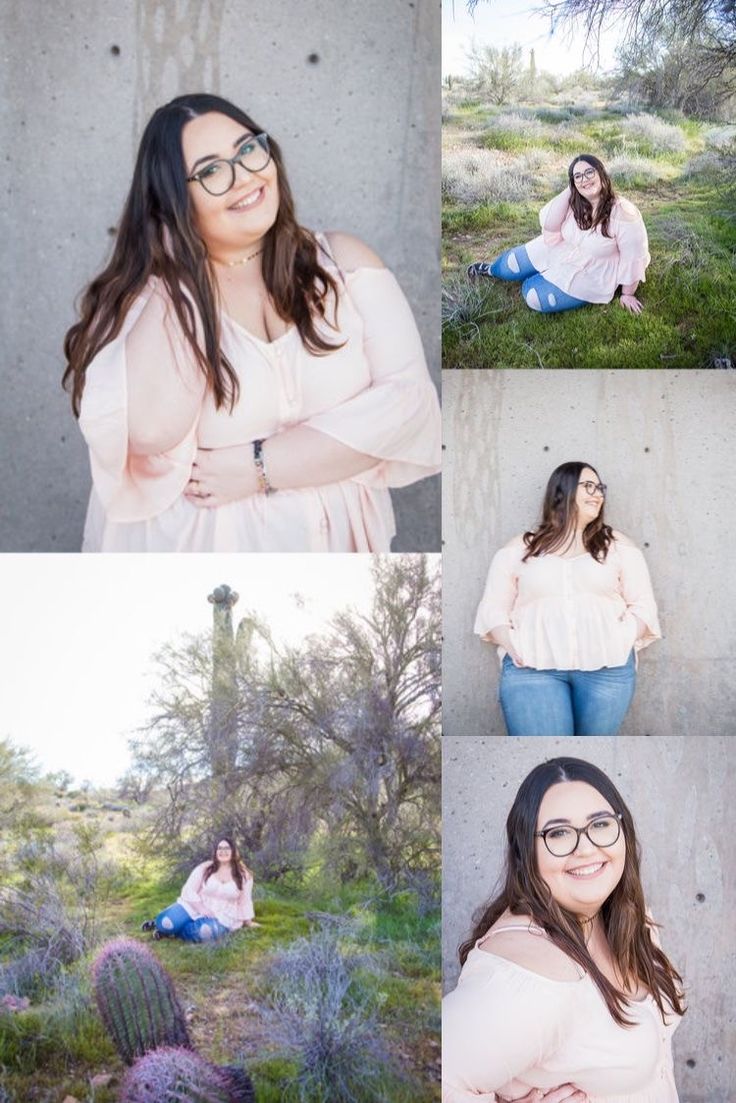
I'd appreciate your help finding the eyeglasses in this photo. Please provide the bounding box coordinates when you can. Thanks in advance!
[573,167,597,183]
[535,813,623,857]
[578,480,607,497]
[187,133,271,196]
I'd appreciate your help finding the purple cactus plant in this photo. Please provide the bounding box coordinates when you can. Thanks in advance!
[91,937,191,1065]
[120,1047,243,1103]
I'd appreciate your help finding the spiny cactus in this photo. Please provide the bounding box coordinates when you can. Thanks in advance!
[91,937,191,1065]
[120,1047,243,1103]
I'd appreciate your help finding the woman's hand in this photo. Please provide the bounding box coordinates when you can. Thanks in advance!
[490,625,525,667]
[185,445,260,509]
[619,294,643,315]
[497,1085,589,1103]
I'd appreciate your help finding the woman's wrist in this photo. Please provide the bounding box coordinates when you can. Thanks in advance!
[253,439,276,495]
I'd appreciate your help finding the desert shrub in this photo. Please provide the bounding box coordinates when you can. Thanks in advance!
[442,277,506,341]
[607,156,673,185]
[442,148,535,205]
[621,113,687,154]
[704,125,736,150]
[264,923,400,1103]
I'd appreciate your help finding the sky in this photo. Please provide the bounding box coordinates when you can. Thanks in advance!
[0,554,413,788]
[442,0,624,79]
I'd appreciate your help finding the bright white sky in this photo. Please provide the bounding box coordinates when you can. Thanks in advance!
[442,0,624,78]
[0,554,407,788]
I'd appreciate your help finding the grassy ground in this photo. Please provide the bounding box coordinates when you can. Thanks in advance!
[442,98,736,368]
[0,835,440,1101]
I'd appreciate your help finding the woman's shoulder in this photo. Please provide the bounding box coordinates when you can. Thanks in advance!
[477,912,582,982]
[610,529,641,551]
[322,231,385,272]
[611,196,643,224]
[499,533,527,554]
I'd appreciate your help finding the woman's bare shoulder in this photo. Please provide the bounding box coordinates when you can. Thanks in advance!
[477,912,582,981]
[501,533,527,552]
[323,231,385,271]
[613,196,643,223]
[611,529,638,549]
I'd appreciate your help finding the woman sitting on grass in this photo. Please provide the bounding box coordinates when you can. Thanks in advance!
[468,154,650,316]
[141,837,260,943]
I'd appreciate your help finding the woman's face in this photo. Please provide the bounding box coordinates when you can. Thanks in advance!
[215,839,233,865]
[571,159,602,203]
[535,780,626,918]
[182,111,280,257]
[575,466,604,526]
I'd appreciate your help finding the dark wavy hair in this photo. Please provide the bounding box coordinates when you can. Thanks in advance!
[202,836,251,892]
[458,757,686,1027]
[568,153,616,239]
[63,92,343,417]
[523,460,613,564]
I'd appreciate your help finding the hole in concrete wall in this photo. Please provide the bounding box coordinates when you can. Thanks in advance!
[543,445,549,451]
[107,227,117,236]
[643,541,650,548]
[644,446,650,452]
[695,892,705,902]
[110,44,121,56]
[307,52,320,64]
[686,1059,696,1068]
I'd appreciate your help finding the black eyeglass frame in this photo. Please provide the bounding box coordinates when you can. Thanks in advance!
[534,812,623,857]
[578,480,607,497]
[186,132,271,195]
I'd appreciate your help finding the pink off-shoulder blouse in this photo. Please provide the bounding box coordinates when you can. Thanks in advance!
[442,924,681,1103]
[525,192,650,304]
[178,861,254,931]
[77,234,441,552]
[474,536,661,671]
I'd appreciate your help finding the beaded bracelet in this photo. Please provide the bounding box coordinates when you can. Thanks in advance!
[253,439,275,495]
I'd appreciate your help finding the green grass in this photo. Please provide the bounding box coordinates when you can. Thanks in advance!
[443,105,736,368]
[0,871,440,1102]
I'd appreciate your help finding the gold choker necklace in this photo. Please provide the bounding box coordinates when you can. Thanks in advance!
[213,247,263,268]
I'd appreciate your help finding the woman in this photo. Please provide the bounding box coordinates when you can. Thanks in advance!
[475,461,660,737]
[442,757,685,1103]
[467,154,650,316]
[63,93,441,552]
[141,838,259,943]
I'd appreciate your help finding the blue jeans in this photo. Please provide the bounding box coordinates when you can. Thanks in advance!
[155,902,231,943]
[499,651,636,736]
[490,245,587,314]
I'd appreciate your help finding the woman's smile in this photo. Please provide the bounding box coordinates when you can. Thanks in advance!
[227,184,267,212]
[565,859,609,879]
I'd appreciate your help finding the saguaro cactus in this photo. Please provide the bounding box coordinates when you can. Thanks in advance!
[91,937,191,1064]
[120,1047,243,1103]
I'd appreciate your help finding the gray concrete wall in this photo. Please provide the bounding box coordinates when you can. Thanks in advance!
[442,735,736,1103]
[0,0,440,552]
[442,369,736,736]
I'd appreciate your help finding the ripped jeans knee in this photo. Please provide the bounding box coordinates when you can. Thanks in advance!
[521,275,587,314]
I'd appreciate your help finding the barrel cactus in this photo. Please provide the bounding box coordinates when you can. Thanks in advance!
[120,1047,243,1103]
[91,937,191,1064]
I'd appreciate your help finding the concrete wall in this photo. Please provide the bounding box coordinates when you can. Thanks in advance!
[442,369,736,736]
[0,0,440,552]
[442,735,736,1103]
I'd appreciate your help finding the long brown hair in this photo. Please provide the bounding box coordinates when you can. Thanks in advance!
[568,153,616,239]
[458,757,686,1027]
[523,460,613,564]
[202,836,251,892]
[63,93,343,417]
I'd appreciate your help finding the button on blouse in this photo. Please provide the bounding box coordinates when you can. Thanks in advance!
[474,537,661,671]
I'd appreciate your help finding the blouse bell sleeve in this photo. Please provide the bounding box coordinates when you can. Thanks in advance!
[232,875,255,926]
[474,545,520,640]
[618,543,661,651]
[78,279,203,524]
[442,961,577,1101]
[178,862,208,919]
[538,189,572,245]
[302,267,442,489]
[613,202,651,287]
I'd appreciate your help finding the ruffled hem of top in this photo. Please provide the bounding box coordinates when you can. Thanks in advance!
[82,478,397,552]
